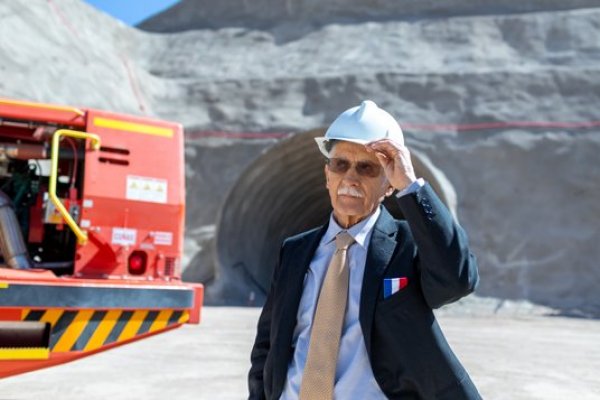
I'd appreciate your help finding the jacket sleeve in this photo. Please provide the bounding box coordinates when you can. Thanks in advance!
[396,182,480,309]
[248,244,284,400]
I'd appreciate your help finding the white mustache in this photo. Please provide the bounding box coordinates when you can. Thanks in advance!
[337,186,364,198]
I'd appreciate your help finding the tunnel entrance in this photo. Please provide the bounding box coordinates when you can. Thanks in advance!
[215,128,457,303]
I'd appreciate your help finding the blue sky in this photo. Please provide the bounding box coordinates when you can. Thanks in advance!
[84,0,180,26]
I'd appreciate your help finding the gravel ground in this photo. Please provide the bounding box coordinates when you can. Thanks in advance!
[1,306,599,399]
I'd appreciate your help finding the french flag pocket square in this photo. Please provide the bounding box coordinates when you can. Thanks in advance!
[383,277,409,299]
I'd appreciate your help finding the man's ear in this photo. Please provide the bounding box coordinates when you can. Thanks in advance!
[324,164,330,189]
[384,184,394,197]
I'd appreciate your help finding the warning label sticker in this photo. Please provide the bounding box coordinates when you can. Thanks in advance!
[112,228,137,246]
[153,231,173,246]
[126,175,167,204]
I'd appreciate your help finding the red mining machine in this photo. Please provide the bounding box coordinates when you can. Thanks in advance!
[0,98,203,378]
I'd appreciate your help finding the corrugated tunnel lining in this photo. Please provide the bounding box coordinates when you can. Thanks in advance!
[215,128,456,295]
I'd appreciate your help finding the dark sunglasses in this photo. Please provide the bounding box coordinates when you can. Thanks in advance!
[326,157,382,178]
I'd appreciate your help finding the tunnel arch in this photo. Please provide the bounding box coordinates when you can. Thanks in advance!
[215,128,457,300]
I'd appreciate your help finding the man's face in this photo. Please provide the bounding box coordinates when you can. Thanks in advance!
[325,141,393,228]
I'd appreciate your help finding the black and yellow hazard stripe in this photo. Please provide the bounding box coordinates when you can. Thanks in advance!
[22,309,189,352]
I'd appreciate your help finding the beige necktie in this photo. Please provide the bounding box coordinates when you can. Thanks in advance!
[299,231,355,400]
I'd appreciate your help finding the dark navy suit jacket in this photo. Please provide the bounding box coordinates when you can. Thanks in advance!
[249,183,481,399]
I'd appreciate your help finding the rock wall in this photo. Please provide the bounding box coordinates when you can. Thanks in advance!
[1,0,599,315]
[139,0,600,31]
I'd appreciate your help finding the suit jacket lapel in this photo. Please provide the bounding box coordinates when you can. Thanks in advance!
[360,207,400,355]
[279,223,328,345]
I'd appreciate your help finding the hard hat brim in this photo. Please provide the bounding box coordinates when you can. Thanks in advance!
[314,137,371,157]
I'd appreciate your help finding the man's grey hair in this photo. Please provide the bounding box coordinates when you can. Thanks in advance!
[324,139,339,156]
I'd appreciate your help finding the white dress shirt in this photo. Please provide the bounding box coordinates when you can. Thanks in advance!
[280,179,424,400]
[280,206,386,399]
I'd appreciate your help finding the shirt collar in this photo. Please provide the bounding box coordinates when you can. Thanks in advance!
[322,206,381,249]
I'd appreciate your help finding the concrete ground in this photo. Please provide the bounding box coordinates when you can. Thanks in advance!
[1,307,599,400]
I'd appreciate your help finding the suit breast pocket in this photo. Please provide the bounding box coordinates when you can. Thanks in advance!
[376,284,429,320]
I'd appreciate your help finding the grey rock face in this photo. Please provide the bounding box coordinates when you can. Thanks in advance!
[138,0,600,31]
[1,0,599,315]
[413,129,600,316]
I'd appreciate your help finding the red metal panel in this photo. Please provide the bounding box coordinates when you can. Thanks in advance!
[0,308,22,321]
[76,110,185,279]
[188,284,204,324]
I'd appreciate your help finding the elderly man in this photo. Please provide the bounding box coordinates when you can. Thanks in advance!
[248,101,481,400]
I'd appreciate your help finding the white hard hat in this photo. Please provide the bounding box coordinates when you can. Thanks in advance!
[315,100,404,156]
